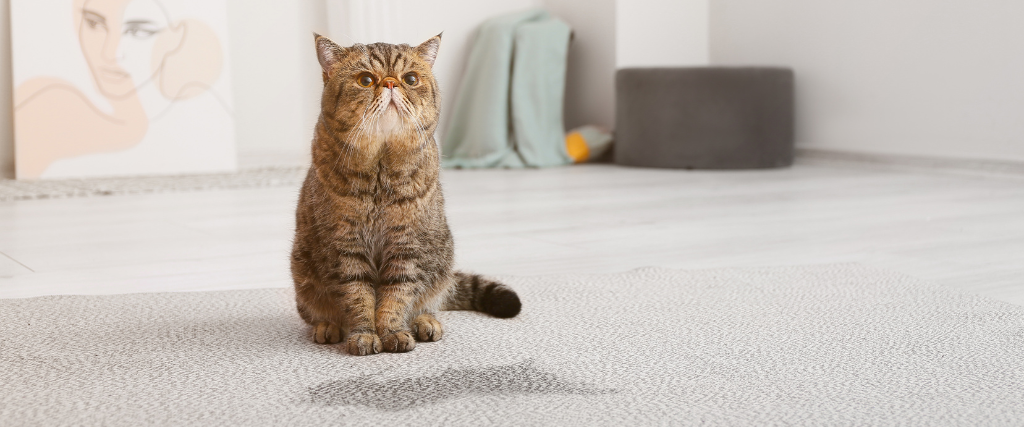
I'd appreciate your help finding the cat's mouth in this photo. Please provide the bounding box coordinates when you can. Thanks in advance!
[380,89,403,115]
[372,88,408,135]
[379,103,402,133]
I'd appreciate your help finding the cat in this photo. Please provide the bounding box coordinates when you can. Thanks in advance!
[291,34,521,356]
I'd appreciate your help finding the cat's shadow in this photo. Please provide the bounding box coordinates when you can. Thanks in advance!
[306,359,615,411]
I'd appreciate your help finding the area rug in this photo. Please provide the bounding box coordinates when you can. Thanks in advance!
[0,166,306,202]
[1,264,1022,426]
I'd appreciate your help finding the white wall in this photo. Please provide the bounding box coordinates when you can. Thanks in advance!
[8,1,1023,177]
[711,0,1024,162]
[0,0,617,178]
[542,0,616,129]
[226,0,328,166]
[616,0,709,68]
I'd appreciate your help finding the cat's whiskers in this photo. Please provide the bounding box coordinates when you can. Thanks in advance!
[346,93,386,170]
[389,90,432,152]
[335,100,375,173]
[404,101,432,152]
[346,109,372,163]
[386,92,407,158]
[409,114,428,150]
[376,91,405,160]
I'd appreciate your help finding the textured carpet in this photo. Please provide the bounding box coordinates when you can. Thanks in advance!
[2,264,1023,426]
[0,166,306,202]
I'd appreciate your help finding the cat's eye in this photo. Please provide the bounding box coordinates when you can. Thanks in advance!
[357,73,375,88]
[403,73,419,86]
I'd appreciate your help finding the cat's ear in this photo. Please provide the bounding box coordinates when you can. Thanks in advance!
[314,33,344,81]
[415,33,442,67]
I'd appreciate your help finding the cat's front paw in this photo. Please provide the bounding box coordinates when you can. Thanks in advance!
[412,314,444,342]
[381,330,416,353]
[346,333,382,356]
[312,322,342,344]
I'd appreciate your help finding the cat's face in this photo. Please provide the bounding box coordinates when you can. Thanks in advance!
[315,34,441,152]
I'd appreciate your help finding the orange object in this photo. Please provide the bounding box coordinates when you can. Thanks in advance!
[565,131,590,163]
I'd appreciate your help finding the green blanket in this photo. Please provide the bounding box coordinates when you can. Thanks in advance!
[442,9,573,168]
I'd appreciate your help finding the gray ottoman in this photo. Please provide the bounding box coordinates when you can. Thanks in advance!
[614,67,794,169]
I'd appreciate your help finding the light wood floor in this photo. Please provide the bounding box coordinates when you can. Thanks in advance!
[1,161,1022,306]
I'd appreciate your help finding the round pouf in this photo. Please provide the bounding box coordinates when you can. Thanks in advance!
[614,67,794,169]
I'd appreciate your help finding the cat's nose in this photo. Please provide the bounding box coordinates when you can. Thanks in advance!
[381,77,399,90]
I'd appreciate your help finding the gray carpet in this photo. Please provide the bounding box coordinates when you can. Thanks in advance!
[2,264,1023,426]
[0,166,306,202]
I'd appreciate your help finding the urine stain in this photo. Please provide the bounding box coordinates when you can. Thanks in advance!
[307,359,615,411]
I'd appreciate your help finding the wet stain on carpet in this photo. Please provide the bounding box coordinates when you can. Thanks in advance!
[307,359,615,410]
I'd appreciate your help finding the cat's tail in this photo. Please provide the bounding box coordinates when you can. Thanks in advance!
[443,271,522,318]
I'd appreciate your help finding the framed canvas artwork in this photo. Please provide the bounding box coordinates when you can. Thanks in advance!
[10,0,236,179]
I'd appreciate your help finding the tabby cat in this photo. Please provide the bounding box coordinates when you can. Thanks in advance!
[291,34,521,356]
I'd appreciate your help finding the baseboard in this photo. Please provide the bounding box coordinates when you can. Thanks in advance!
[796,148,1024,177]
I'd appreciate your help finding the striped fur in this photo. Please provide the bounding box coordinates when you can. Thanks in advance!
[446,272,522,318]
[291,34,520,356]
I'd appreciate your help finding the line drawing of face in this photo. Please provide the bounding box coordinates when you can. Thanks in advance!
[77,0,170,99]
[119,0,170,89]
[13,0,230,179]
